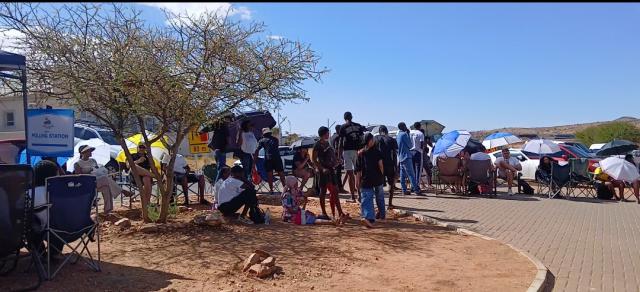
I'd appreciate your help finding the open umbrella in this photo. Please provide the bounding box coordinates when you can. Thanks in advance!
[66,138,112,172]
[464,139,486,154]
[413,120,445,137]
[227,111,277,150]
[482,132,522,149]
[116,133,168,169]
[522,139,561,155]
[431,130,471,162]
[290,137,317,150]
[18,149,69,167]
[599,156,640,182]
[596,139,638,156]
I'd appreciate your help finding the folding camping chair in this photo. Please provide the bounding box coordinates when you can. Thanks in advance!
[255,157,281,194]
[45,175,101,279]
[202,163,219,196]
[567,158,597,199]
[466,159,496,196]
[0,165,45,290]
[548,163,571,199]
[433,157,465,195]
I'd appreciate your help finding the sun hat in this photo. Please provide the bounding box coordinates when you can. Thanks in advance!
[79,145,96,154]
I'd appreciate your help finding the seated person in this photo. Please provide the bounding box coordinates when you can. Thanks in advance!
[494,148,522,196]
[213,166,231,207]
[161,153,208,206]
[535,155,553,184]
[217,166,259,221]
[128,143,154,201]
[73,145,132,214]
[32,160,61,257]
[292,148,314,188]
[281,176,309,222]
[624,154,640,203]
[594,164,624,201]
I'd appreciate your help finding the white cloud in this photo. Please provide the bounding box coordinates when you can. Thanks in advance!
[267,35,284,40]
[139,3,252,21]
[0,29,25,53]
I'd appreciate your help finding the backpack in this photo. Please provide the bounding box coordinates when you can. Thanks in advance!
[519,179,535,195]
[596,182,613,200]
[249,206,266,224]
[343,122,365,149]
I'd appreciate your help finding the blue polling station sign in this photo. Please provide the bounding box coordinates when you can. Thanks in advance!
[26,109,74,157]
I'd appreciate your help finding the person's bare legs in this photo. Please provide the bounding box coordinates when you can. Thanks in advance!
[506,169,514,189]
[181,175,190,205]
[197,175,206,203]
[278,171,286,193]
[633,180,640,204]
[300,170,311,189]
[328,183,345,219]
[346,170,356,201]
[319,186,329,217]
[267,171,274,193]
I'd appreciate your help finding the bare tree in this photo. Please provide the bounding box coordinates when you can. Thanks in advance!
[1,3,327,222]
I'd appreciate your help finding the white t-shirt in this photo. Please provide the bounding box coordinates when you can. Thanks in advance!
[161,153,189,174]
[495,156,521,169]
[241,131,258,154]
[217,177,244,205]
[213,179,225,204]
[409,130,425,152]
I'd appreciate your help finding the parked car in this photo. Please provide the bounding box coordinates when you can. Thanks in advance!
[236,145,296,173]
[557,144,599,171]
[489,149,539,180]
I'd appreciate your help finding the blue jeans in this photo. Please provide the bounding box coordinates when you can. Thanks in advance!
[411,150,423,185]
[399,158,420,193]
[240,152,253,180]
[214,149,226,181]
[360,185,386,221]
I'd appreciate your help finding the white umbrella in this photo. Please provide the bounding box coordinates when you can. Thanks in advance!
[470,152,491,161]
[66,138,112,172]
[599,157,640,183]
[522,139,561,154]
[482,132,522,149]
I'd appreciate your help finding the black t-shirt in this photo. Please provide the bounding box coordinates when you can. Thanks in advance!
[257,136,280,161]
[209,123,229,152]
[355,148,384,188]
[339,122,366,151]
[313,140,337,169]
[131,152,151,170]
[375,135,398,171]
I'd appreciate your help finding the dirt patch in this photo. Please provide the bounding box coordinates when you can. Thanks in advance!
[1,196,535,292]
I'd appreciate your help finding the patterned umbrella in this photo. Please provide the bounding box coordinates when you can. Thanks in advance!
[431,130,471,162]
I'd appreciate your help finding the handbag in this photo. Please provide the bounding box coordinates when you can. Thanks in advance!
[252,166,262,185]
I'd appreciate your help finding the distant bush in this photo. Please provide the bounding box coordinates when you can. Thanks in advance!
[576,122,640,145]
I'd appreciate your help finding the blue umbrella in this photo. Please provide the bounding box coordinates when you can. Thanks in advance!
[482,132,522,149]
[431,130,471,161]
[18,149,70,167]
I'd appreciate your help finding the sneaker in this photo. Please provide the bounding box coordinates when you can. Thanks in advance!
[507,189,513,196]
[237,217,254,225]
[403,191,411,196]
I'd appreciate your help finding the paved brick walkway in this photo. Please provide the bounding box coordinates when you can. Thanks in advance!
[390,190,640,292]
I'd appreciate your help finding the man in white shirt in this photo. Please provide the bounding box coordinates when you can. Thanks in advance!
[213,166,230,205]
[409,122,425,187]
[217,165,258,219]
[494,149,522,196]
[161,153,208,206]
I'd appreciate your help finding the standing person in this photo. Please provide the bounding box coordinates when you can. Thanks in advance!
[337,111,366,203]
[254,128,286,195]
[312,126,347,222]
[397,122,421,195]
[422,134,434,189]
[374,125,398,209]
[330,124,347,193]
[73,145,133,213]
[356,133,385,228]
[201,114,232,181]
[410,122,425,188]
[494,148,522,196]
[236,120,258,180]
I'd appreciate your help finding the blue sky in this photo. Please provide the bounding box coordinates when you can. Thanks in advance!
[9,3,639,136]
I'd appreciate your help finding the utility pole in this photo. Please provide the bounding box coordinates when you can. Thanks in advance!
[327,118,336,135]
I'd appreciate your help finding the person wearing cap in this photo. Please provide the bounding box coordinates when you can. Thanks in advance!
[73,145,133,213]
[254,127,286,195]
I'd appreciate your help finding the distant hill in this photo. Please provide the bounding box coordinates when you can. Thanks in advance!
[471,117,640,140]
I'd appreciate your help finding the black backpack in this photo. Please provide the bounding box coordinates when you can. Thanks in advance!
[596,183,613,200]
[249,206,266,224]
[343,122,365,149]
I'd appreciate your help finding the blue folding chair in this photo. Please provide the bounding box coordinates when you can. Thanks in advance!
[0,164,45,290]
[46,175,101,279]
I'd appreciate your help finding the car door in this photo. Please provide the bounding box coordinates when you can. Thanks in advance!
[510,151,537,180]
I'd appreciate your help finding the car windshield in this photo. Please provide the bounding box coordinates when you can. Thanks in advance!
[97,130,119,145]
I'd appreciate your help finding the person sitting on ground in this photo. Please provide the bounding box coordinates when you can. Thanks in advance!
[281,176,314,223]
[128,143,154,202]
[254,128,286,195]
[374,125,398,209]
[217,165,259,222]
[494,148,522,196]
[594,163,624,201]
[213,166,231,207]
[73,145,133,214]
[313,126,348,223]
[161,153,209,206]
[356,133,385,228]
[535,156,553,184]
[293,147,314,189]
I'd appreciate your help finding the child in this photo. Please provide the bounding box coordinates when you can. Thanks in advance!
[282,176,317,224]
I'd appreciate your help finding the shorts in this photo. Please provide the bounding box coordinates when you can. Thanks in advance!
[343,150,358,171]
[265,158,284,172]
[384,171,396,187]
[317,168,338,188]
[175,172,200,183]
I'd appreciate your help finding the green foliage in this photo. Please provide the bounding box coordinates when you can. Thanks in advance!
[576,122,640,145]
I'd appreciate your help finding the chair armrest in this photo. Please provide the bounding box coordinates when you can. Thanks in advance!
[34,204,52,212]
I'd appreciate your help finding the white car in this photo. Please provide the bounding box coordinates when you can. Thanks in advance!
[234,146,296,172]
[489,149,539,180]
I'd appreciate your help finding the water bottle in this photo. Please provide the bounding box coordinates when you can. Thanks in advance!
[264,208,271,225]
[300,207,306,225]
